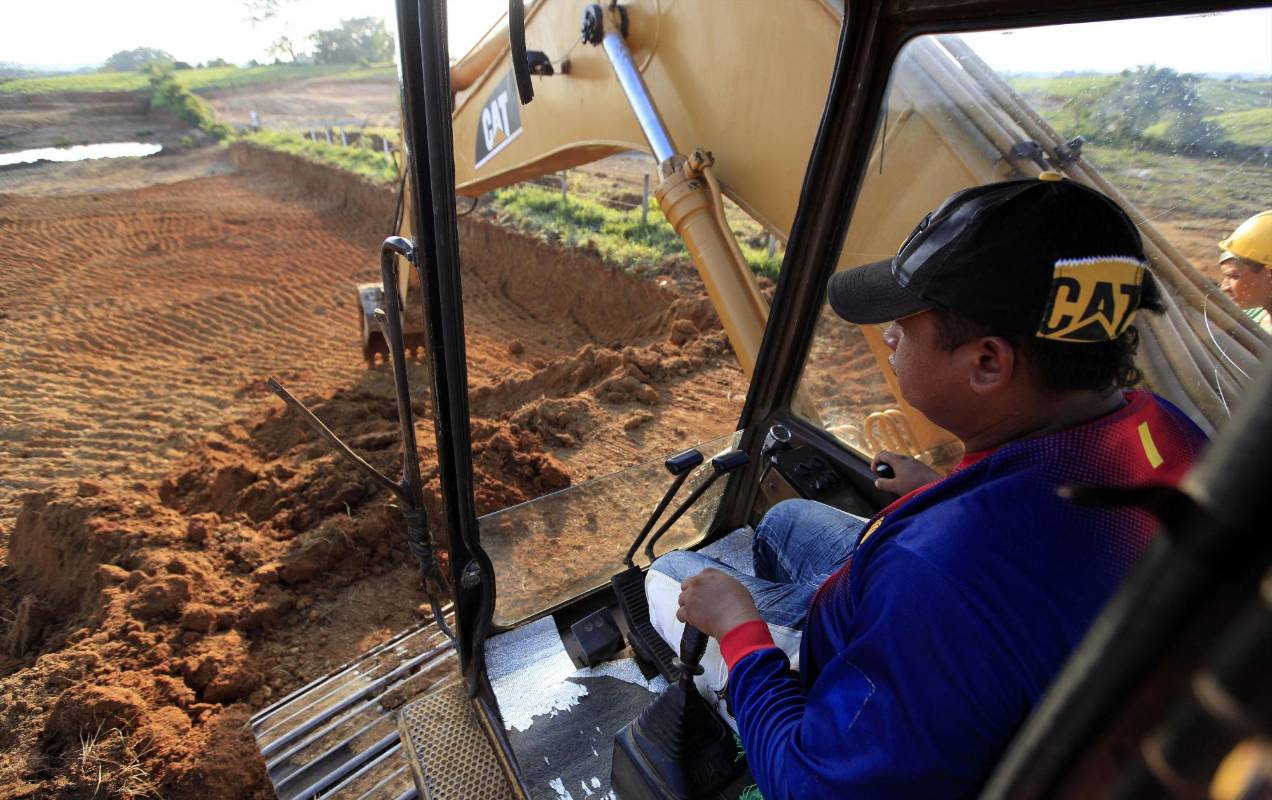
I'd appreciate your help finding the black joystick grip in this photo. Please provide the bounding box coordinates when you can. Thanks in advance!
[874,461,896,481]
[672,625,708,680]
[665,448,705,476]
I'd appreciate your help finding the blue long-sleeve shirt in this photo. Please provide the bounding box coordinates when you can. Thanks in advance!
[724,391,1206,798]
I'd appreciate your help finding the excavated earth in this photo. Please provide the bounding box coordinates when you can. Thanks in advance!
[0,140,750,797]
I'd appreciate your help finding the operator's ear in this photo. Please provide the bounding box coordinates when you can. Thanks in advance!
[966,336,1015,394]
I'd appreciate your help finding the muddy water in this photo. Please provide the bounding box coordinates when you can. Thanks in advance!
[0,141,162,167]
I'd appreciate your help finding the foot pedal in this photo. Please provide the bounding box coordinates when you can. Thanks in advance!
[612,565,678,680]
[398,681,515,800]
[570,608,625,667]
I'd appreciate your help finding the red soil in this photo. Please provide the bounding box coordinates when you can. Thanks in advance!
[0,146,748,797]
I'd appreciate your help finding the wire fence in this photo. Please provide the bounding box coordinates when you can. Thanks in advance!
[257,122,779,253]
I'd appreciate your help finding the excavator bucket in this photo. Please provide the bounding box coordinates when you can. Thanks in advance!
[357,283,427,364]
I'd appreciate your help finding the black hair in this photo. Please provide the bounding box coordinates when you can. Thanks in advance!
[1232,255,1265,273]
[931,271,1166,393]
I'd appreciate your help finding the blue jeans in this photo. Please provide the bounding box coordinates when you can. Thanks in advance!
[650,499,867,631]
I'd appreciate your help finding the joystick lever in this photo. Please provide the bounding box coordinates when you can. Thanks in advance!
[672,626,708,682]
[611,624,745,799]
[609,448,748,682]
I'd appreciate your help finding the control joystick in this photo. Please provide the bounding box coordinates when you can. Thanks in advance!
[611,624,743,799]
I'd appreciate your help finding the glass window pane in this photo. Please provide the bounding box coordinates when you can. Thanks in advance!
[798,10,1271,467]
[452,1,839,620]
[482,432,740,625]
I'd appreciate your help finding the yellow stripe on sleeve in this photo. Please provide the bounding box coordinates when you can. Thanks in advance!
[860,517,884,545]
[1138,421,1164,469]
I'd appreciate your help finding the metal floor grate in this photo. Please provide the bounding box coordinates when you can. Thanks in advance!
[249,619,457,799]
[398,681,515,800]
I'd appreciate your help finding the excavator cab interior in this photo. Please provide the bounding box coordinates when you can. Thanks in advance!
[249,1,1271,798]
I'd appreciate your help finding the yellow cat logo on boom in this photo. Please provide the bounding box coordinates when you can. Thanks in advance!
[1038,256,1146,343]
[474,71,523,169]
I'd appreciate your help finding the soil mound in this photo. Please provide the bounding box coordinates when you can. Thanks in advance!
[0,384,438,796]
[1,136,753,798]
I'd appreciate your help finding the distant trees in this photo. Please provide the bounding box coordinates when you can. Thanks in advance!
[310,18,393,65]
[205,57,235,69]
[267,35,301,63]
[0,62,30,80]
[102,47,174,72]
[1067,66,1225,155]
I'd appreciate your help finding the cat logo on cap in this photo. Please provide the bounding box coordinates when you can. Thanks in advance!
[1038,256,1145,342]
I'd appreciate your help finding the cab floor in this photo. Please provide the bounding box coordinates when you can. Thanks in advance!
[485,529,755,800]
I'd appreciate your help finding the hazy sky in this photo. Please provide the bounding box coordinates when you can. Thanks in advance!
[1,0,507,71]
[964,9,1272,75]
[1,1,1269,76]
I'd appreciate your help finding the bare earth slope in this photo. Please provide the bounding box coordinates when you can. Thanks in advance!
[0,135,747,796]
[0,162,378,522]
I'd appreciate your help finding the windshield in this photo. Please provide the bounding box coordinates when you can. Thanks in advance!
[482,432,741,624]
[796,10,1270,475]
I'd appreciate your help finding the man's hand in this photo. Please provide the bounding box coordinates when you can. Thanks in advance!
[677,568,762,640]
[872,450,941,495]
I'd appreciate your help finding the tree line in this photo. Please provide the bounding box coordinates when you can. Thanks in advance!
[99,17,393,73]
[1052,66,1262,158]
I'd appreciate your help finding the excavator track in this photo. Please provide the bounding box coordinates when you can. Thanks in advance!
[250,620,458,800]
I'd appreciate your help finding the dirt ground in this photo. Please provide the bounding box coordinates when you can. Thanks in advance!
[0,78,748,796]
[202,78,400,132]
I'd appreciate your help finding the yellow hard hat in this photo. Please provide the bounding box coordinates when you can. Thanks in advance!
[1219,210,1272,268]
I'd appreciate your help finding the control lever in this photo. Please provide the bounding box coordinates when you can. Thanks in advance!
[611,624,744,798]
[644,450,750,563]
[625,449,704,567]
[672,625,707,681]
[610,448,706,681]
[760,422,792,460]
[874,461,896,481]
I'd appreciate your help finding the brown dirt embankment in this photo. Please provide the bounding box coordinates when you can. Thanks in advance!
[2,135,748,796]
[203,77,399,132]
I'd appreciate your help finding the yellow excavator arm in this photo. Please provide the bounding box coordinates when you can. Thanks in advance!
[450,1,841,234]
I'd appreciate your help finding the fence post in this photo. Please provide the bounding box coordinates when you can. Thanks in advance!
[383,138,391,159]
[642,173,650,226]
[560,171,568,203]
[309,129,315,141]
[767,233,777,259]
[340,130,348,146]
[325,129,332,145]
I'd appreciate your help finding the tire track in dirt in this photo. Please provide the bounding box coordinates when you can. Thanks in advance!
[0,170,381,525]
[1,157,750,531]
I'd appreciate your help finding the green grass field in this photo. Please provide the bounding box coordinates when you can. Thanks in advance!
[1009,73,1271,152]
[1007,74,1121,99]
[490,182,783,279]
[1208,108,1272,147]
[239,129,400,185]
[1195,80,1272,112]
[0,63,395,95]
[1083,143,1272,221]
